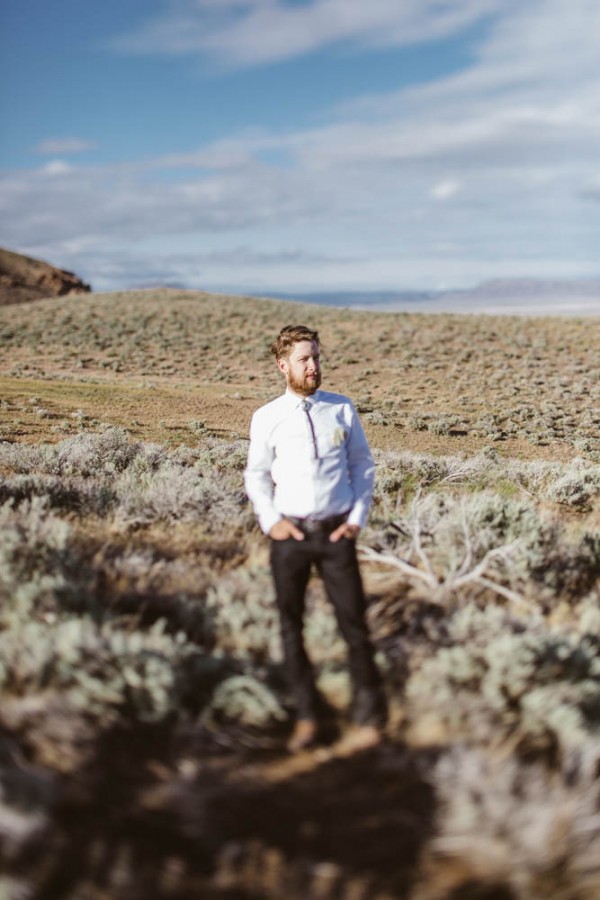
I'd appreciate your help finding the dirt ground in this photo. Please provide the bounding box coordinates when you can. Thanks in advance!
[0,372,586,462]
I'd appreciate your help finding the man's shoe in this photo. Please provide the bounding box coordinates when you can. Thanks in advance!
[287,719,318,753]
[339,724,384,752]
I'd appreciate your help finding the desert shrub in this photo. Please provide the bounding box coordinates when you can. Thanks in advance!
[109,546,203,592]
[0,429,162,480]
[0,441,58,475]
[370,459,409,520]
[369,449,552,524]
[113,459,250,531]
[369,491,540,599]
[370,450,456,521]
[529,528,600,599]
[99,546,214,643]
[545,465,600,508]
[0,616,205,726]
[115,464,221,525]
[371,448,600,512]
[1,432,253,529]
[184,438,250,474]
[414,745,600,900]
[428,490,542,548]
[0,473,117,516]
[472,413,503,438]
[504,456,560,496]
[406,604,600,759]
[410,456,453,485]
[426,414,465,436]
[204,565,281,665]
[205,675,287,728]
[315,664,353,713]
[126,441,168,474]
[0,497,97,619]
[56,428,140,477]
[407,413,429,432]
[303,591,347,665]
[364,409,391,426]
[204,563,348,674]
[366,489,599,605]
[576,588,600,634]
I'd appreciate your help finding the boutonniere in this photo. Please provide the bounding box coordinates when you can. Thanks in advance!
[332,426,347,447]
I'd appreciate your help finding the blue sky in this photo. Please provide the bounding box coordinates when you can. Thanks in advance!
[1,0,599,295]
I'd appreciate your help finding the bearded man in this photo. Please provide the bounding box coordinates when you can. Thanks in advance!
[244,324,387,752]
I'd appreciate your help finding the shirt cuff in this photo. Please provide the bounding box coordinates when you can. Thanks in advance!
[259,509,283,535]
[347,507,367,529]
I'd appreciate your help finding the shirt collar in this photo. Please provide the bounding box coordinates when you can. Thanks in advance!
[285,388,321,408]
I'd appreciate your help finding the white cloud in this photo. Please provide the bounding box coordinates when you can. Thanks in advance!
[41,160,73,176]
[430,179,461,201]
[35,138,96,155]
[110,0,506,67]
[3,0,599,294]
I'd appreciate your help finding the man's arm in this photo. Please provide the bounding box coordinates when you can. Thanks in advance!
[244,412,282,535]
[340,401,375,532]
[244,410,304,540]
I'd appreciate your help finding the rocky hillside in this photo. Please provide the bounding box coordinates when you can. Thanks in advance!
[0,246,91,305]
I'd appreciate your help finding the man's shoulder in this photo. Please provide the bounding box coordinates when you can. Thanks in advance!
[251,393,289,422]
[316,390,354,408]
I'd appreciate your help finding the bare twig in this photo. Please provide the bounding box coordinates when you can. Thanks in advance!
[452,540,522,589]
[472,576,529,608]
[358,546,438,589]
[360,530,526,608]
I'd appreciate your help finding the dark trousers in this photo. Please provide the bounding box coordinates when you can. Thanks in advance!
[270,534,386,726]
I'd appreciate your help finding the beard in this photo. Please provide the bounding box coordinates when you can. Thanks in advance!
[287,369,321,396]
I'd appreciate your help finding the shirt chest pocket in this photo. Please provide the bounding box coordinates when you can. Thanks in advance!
[330,426,348,449]
[321,424,349,462]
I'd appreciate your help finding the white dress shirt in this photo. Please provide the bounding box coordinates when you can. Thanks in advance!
[244,388,375,534]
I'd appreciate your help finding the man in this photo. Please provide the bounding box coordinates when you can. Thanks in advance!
[244,324,387,752]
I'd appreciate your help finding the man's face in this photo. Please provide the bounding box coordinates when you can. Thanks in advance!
[278,339,322,396]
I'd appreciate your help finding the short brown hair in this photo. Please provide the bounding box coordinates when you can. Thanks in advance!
[270,324,320,360]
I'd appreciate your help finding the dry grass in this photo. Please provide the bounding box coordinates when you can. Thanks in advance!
[1,289,598,459]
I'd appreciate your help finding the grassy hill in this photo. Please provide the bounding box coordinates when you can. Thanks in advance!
[1,287,598,459]
[0,288,599,898]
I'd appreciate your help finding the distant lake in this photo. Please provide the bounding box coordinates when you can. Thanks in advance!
[259,287,600,317]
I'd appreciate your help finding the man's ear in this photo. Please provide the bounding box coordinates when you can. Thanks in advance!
[277,357,288,376]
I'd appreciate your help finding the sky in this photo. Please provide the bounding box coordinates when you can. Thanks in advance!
[1,0,599,296]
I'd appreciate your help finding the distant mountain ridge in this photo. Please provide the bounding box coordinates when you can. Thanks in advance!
[442,278,600,301]
[1,246,597,315]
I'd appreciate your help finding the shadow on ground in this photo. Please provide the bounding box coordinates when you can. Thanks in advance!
[4,720,437,899]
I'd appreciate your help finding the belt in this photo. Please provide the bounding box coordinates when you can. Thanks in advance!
[286,512,349,535]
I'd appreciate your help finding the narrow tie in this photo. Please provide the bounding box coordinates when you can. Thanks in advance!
[301,400,319,460]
